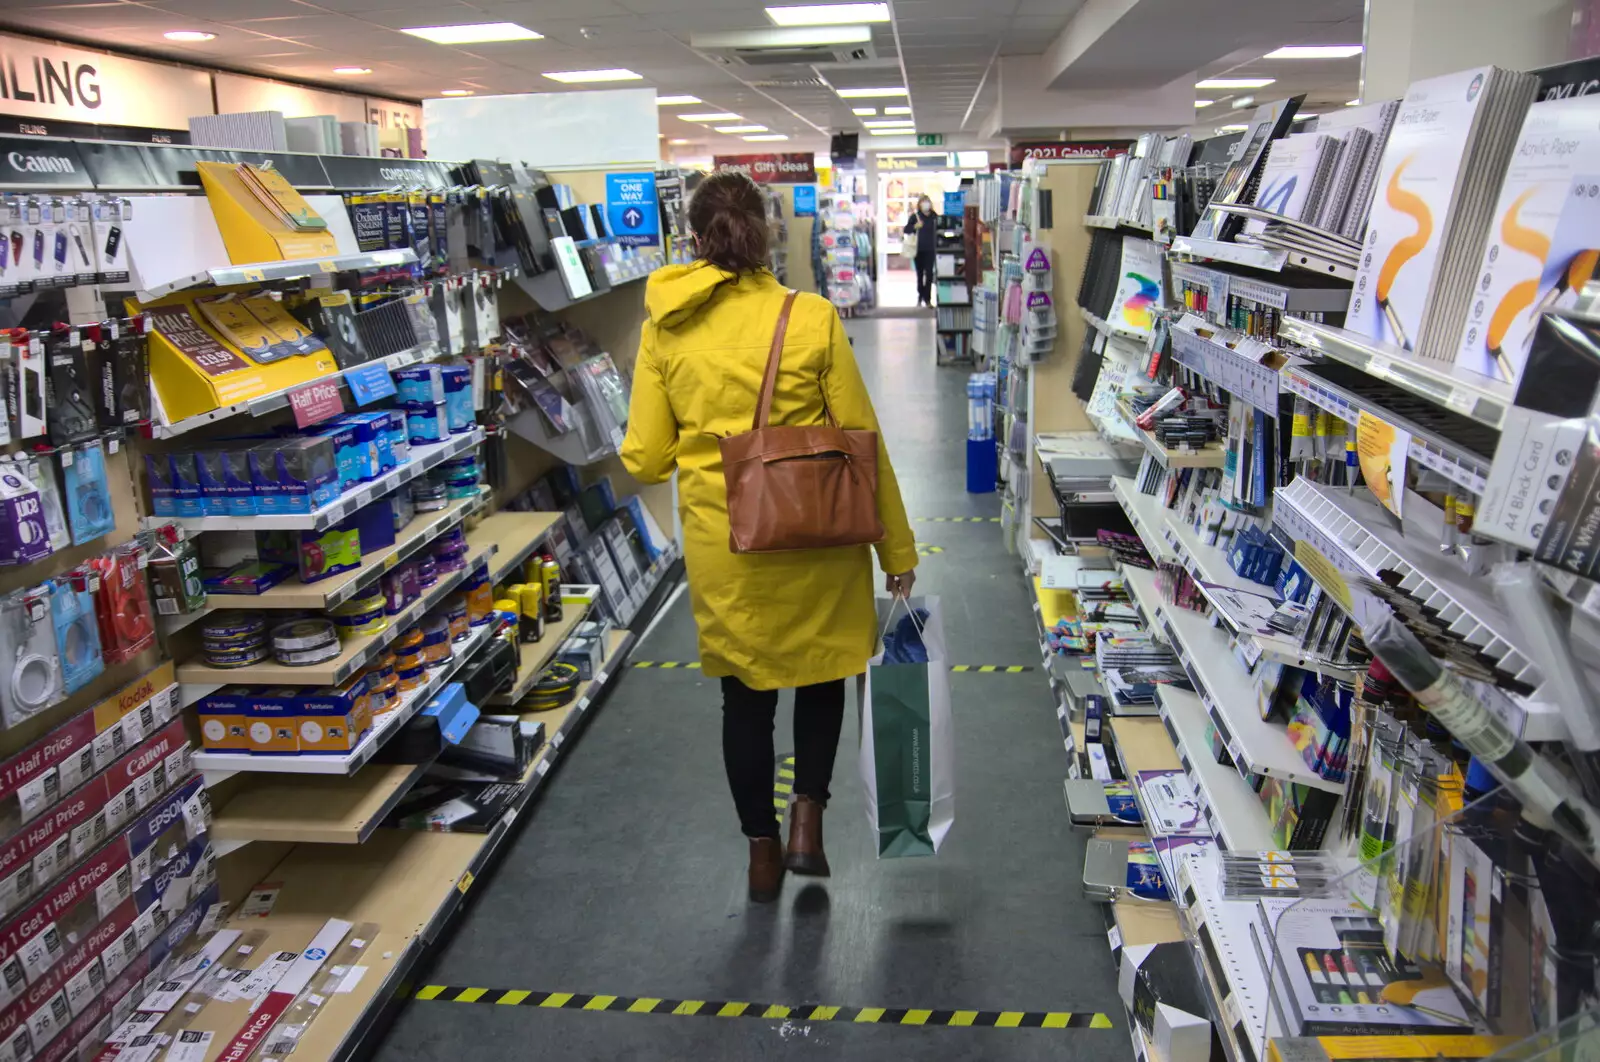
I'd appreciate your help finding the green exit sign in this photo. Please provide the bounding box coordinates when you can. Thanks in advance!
[916,133,943,147]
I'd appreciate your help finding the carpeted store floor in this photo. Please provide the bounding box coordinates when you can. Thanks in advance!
[373,316,1127,1061]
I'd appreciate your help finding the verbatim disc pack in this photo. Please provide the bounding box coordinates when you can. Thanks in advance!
[0,587,62,728]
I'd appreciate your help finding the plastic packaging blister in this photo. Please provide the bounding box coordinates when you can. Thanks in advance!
[62,438,115,544]
[0,585,63,728]
[50,569,102,694]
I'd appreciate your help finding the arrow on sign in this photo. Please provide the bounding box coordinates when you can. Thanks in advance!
[623,207,643,227]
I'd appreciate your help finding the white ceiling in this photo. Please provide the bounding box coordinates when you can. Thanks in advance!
[0,0,1369,153]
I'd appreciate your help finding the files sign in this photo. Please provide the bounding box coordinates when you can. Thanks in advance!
[606,172,660,247]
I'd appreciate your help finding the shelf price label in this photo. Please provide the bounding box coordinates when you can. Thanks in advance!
[287,379,345,429]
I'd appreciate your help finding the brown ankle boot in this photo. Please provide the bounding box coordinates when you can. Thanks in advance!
[785,796,831,877]
[748,837,784,902]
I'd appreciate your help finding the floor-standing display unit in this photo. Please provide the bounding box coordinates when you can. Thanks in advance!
[1006,56,1600,1062]
[0,134,681,1062]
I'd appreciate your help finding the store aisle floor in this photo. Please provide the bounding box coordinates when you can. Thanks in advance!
[376,317,1126,1061]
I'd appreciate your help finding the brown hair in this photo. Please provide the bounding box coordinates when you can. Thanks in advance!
[688,170,771,274]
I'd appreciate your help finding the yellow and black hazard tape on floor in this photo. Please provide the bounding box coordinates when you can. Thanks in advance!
[916,517,1002,523]
[635,662,1032,672]
[915,543,944,556]
[411,986,1113,1029]
[774,753,795,812]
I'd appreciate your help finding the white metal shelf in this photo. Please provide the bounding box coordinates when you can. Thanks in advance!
[1170,235,1287,273]
[1175,848,1283,1062]
[1155,685,1274,851]
[141,248,418,300]
[1119,562,1167,645]
[1279,363,1490,496]
[1159,512,1262,596]
[1278,318,1512,430]
[1155,597,1344,792]
[153,344,440,439]
[147,429,484,533]
[1273,477,1566,741]
[1110,476,1178,564]
[191,619,497,783]
[1170,326,1281,417]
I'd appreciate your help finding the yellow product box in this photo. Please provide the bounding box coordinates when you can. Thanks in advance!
[134,288,339,422]
[1268,1036,1519,1062]
[246,688,302,755]
[196,161,337,264]
[195,685,252,753]
[295,675,372,754]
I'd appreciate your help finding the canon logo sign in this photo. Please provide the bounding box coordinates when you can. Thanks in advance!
[7,151,73,173]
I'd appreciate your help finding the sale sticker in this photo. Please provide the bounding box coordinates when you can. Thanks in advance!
[287,379,345,429]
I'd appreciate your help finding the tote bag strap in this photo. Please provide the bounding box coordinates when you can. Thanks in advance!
[752,289,800,431]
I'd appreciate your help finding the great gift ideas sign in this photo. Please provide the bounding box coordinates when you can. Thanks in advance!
[713,152,817,184]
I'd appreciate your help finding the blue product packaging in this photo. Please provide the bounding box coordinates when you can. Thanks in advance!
[379,408,410,466]
[169,451,205,519]
[195,451,230,516]
[343,498,397,555]
[312,422,375,489]
[49,575,102,694]
[145,454,177,517]
[63,443,115,545]
[272,436,340,514]
[219,449,257,517]
[340,412,395,472]
[422,682,478,744]
[440,365,472,434]
[393,365,445,407]
[249,443,286,515]
[406,404,447,445]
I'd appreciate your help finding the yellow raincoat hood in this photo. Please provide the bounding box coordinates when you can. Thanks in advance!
[644,260,760,329]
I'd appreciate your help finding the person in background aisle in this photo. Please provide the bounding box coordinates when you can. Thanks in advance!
[903,195,939,307]
[622,170,919,904]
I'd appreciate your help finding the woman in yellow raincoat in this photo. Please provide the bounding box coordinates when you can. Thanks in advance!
[622,171,918,903]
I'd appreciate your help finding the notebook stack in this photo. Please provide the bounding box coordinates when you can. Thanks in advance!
[1308,101,1401,240]
[1242,133,1340,233]
[1454,60,1600,384]
[284,115,340,155]
[340,121,382,157]
[1346,66,1539,357]
[1189,98,1303,241]
[188,110,289,151]
[235,164,327,232]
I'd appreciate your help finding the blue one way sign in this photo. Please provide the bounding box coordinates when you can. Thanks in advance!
[606,172,660,247]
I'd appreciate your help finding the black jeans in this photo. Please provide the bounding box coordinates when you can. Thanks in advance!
[915,252,936,306]
[721,676,846,839]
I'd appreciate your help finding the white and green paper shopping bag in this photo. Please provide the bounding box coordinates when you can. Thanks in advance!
[859,596,955,857]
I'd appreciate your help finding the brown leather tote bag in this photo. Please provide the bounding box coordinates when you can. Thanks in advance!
[719,291,884,554]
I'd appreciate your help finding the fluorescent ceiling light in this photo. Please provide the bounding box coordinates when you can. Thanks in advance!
[1345,99,1361,106]
[1292,112,1320,121]
[333,67,372,75]
[669,138,691,145]
[868,128,914,136]
[1194,99,1214,107]
[835,86,908,98]
[1229,95,1254,109]
[1264,45,1362,59]
[657,95,702,106]
[440,89,474,96]
[744,134,789,141]
[163,30,215,41]
[543,68,642,82]
[716,125,768,133]
[862,119,914,128]
[679,112,741,122]
[767,3,889,26]
[883,105,911,115]
[1196,78,1275,89]
[879,151,946,158]
[851,107,877,116]
[1218,124,1248,132]
[402,22,542,44]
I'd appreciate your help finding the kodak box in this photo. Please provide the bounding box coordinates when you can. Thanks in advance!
[295,675,373,753]
[245,687,302,755]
